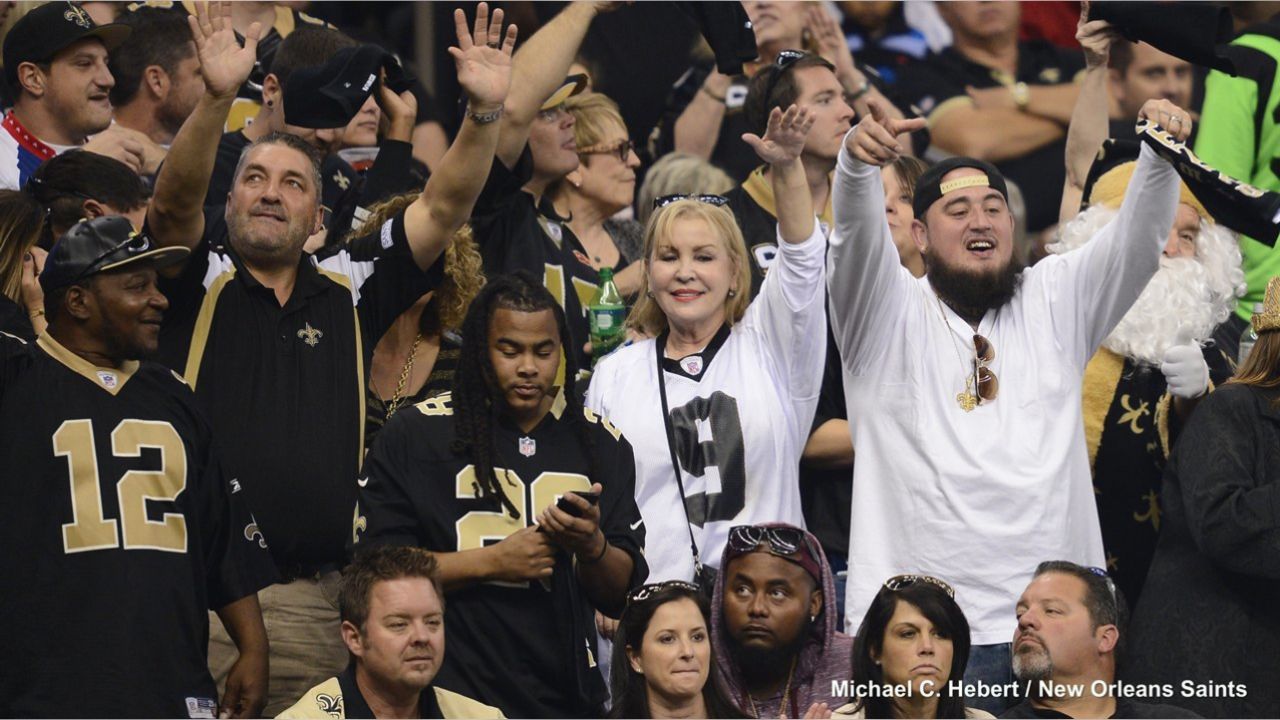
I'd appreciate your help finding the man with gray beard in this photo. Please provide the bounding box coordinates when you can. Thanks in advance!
[1049,155,1246,612]
[1003,562,1197,719]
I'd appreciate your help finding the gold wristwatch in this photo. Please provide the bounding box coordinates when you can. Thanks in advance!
[1011,81,1030,111]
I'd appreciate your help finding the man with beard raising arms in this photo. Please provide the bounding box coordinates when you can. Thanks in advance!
[1046,12,1245,612]
[830,96,1185,712]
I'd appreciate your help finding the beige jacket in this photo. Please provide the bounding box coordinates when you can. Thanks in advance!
[276,676,504,719]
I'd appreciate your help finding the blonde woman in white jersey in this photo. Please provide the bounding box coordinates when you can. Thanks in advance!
[587,104,826,583]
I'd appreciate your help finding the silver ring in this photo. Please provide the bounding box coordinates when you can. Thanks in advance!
[487,41,500,48]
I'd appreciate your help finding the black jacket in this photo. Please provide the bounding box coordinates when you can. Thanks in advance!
[1126,383,1280,718]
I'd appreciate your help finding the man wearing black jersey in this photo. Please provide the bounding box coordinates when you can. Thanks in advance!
[0,216,277,718]
[355,271,647,718]
[140,4,521,714]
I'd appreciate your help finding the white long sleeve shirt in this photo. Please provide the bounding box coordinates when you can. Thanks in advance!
[588,223,827,582]
[829,138,1179,643]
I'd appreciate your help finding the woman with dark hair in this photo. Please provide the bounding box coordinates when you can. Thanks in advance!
[611,581,739,719]
[0,190,46,339]
[836,575,992,719]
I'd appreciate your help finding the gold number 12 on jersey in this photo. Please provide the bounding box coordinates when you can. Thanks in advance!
[53,419,188,554]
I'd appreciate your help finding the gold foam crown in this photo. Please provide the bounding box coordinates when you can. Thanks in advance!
[1255,276,1280,333]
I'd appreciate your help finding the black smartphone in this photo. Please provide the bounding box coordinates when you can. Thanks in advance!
[556,490,601,517]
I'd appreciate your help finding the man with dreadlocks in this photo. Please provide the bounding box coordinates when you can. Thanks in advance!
[353,270,648,718]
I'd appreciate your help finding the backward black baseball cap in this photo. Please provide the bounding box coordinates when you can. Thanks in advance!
[912,156,1010,219]
[3,2,131,86]
[40,216,188,293]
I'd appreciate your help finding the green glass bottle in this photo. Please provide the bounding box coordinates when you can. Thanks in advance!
[588,267,626,363]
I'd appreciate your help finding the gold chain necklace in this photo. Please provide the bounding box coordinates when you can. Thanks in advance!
[747,656,797,719]
[935,295,979,412]
[383,333,423,418]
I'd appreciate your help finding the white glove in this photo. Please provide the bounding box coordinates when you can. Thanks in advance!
[1160,330,1210,399]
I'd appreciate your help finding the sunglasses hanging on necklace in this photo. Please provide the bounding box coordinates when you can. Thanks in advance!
[935,295,1000,412]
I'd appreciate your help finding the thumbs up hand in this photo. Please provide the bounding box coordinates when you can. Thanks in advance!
[1160,329,1210,399]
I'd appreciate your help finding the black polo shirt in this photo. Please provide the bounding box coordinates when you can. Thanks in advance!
[157,211,442,570]
[470,148,599,373]
[892,41,1085,232]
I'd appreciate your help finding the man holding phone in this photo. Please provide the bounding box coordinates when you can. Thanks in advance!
[352,272,647,718]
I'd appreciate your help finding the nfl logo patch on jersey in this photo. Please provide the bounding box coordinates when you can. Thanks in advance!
[680,355,703,376]
[185,697,217,719]
[96,370,118,388]
[519,436,536,457]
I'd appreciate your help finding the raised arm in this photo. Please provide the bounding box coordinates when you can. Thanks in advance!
[1060,4,1121,223]
[742,104,817,244]
[494,1,604,167]
[401,3,517,271]
[829,100,926,371]
[1048,100,1186,367]
[147,1,260,252]
[672,69,733,160]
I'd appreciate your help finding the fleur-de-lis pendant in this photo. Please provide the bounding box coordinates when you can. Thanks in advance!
[956,391,977,412]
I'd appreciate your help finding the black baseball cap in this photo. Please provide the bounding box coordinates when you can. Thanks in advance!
[40,216,188,293]
[283,44,417,130]
[913,156,1010,219]
[4,2,131,87]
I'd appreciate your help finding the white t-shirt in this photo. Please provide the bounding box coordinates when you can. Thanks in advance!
[587,223,827,582]
[829,138,1180,644]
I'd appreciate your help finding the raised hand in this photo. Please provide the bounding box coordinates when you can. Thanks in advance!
[846,98,926,167]
[805,5,859,84]
[742,104,816,166]
[449,2,518,111]
[187,1,261,101]
[1139,98,1193,142]
[1077,1,1121,70]
[375,69,419,140]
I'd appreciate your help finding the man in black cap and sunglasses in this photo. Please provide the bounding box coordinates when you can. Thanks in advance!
[832,98,1185,712]
[0,216,277,718]
[710,523,850,718]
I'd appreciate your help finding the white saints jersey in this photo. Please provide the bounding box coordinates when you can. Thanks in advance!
[587,224,827,582]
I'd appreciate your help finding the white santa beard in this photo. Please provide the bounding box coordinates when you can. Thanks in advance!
[1102,257,1218,366]
[1048,204,1245,367]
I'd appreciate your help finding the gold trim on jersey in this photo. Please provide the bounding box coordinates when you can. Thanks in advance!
[184,266,237,389]
[418,389,567,420]
[1082,348,1125,472]
[316,267,368,468]
[37,334,139,395]
[741,165,834,227]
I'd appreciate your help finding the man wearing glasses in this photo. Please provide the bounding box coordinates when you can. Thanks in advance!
[832,98,1186,712]
[709,523,850,718]
[1005,562,1196,719]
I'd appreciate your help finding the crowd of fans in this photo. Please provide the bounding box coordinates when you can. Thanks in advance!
[2,1,1280,719]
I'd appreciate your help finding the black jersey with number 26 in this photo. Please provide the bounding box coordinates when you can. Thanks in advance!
[353,392,647,719]
[0,332,277,718]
